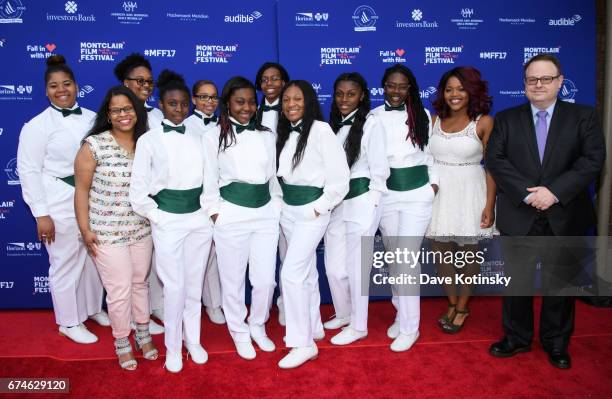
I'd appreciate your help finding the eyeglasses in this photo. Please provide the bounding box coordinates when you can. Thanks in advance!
[194,94,219,102]
[125,77,155,87]
[384,83,410,92]
[261,76,283,84]
[524,75,560,85]
[109,106,135,116]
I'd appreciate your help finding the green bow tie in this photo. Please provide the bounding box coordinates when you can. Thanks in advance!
[262,104,280,112]
[336,116,355,129]
[194,112,218,125]
[162,123,186,134]
[289,123,303,133]
[385,103,406,112]
[52,105,82,117]
[231,119,256,133]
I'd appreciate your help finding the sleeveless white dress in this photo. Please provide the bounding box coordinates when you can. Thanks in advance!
[426,116,496,243]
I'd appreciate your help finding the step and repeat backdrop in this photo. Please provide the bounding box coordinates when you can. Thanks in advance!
[0,0,595,308]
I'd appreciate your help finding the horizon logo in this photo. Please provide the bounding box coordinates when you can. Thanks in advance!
[224,10,262,23]
[549,14,581,26]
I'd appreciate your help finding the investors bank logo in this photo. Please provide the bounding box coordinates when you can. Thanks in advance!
[451,8,483,30]
[47,1,95,22]
[352,5,378,32]
[425,46,463,65]
[79,41,125,62]
[224,10,262,23]
[396,9,438,29]
[560,78,578,103]
[0,0,26,23]
[320,46,360,66]
[111,1,149,25]
[549,14,581,26]
[295,11,329,27]
[195,44,238,64]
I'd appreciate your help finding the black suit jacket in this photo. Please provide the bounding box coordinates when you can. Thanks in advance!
[485,100,605,236]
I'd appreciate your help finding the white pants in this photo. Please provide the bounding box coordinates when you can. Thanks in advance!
[151,209,213,353]
[275,229,288,311]
[281,204,328,348]
[379,184,434,335]
[202,243,223,309]
[323,204,350,319]
[46,217,104,327]
[214,202,279,342]
[148,254,164,314]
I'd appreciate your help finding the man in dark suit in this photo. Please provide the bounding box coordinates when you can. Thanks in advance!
[485,54,605,369]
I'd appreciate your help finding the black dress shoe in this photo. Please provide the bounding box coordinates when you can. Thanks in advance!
[489,338,531,358]
[548,349,571,369]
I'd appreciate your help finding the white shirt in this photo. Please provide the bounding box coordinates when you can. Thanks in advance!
[130,118,206,223]
[277,120,350,215]
[17,104,95,217]
[184,110,218,136]
[202,120,281,217]
[260,98,280,133]
[145,104,164,130]
[335,112,389,206]
[370,103,439,186]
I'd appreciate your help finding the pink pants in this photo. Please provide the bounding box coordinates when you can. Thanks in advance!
[94,238,153,338]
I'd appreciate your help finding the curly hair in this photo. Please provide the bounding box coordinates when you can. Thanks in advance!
[113,53,152,81]
[156,69,189,102]
[432,66,492,121]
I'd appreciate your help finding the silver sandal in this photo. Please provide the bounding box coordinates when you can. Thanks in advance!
[134,323,159,360]
[115,337,137,370]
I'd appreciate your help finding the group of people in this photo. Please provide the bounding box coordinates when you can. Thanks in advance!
[17,52,604,373]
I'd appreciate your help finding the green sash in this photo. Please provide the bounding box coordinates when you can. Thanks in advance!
[278,178,323,206]
[151,186,203,214]
[386,165,429,191]
[344,177,370,200]
[59,175,75,187]
[220,181,271,208]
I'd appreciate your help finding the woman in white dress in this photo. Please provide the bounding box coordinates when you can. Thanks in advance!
[427,66,496,333]
[17,55,108,344]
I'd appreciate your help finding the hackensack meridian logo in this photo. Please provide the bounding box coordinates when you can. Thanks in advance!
[450,8,483,30]
[111,1,149,25]
[47,1,95,22]
[295,11,329,27]
[379,48,407,64]
[549,14,581,26]
[425,46,463,64]
[80,41,125,62]
[224,10,262,23]
[0,0,26,23]
[524,46,560,63]
[498,16,535,25]
[396,9,438,28]
[27,43,57,59]
[352,5,378,32]
[559,78,578,103]
[195,44,238,64]
[320,46,360,66]
[166,10,208,22]
[5,157,19,184]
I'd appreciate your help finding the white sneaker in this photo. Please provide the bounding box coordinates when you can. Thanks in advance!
[387,321,400,339]
[89,311,111,327]
[251,335,275,352]
[323,316,350,330]
[278,344,318,369]
[278,304,286,326]
[330,327,367,346]
[235,341,256,360]
[164,351,183,373]
[313,330,325,341]
[186,344,208,365]
[59,324,98,344]
[390,331,420,352]
[151,308,164,322]
[205,307,226,325]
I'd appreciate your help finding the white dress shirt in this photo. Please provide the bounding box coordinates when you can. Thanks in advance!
[18,104,95,218]
[130,119,206,223]
[202,118,281,217]
[184,110,218,136]
[145,104,164,130]
[260,98,280,133]
[277,120,350,215]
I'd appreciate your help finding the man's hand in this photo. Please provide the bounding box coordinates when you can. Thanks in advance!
[526,186,557,211]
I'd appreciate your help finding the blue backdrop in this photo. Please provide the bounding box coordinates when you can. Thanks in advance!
[0,0,596,308]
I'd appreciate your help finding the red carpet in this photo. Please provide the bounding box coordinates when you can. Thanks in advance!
[1,297,611,398]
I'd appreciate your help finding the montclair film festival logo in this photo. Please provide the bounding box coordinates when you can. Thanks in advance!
[370,248,511,287]
[195,44,238,64]
[320,47,360,66]
[79,41,125,62]
[424,46,463,65]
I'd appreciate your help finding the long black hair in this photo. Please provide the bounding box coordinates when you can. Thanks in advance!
[329,72,370,168]
[156,69,190,102]
[276,80,323,170]
[218,76,269,151]
[45,54,75,84]
[85,85,148,145]
[382,64,429,150]
[255,62,290,125]
[113,53,152,81]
